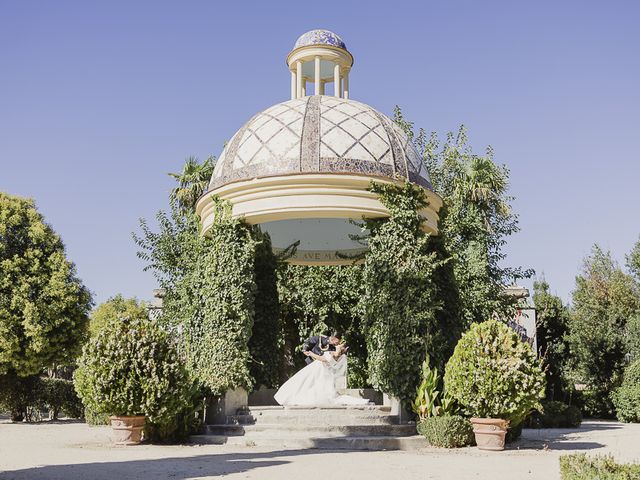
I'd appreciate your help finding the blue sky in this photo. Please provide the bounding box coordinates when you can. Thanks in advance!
[1,0,638,306]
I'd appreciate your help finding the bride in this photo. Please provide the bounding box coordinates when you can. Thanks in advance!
[274,343,370,406]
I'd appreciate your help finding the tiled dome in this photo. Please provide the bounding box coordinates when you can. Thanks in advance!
[293,29,347,50]
[210,96,433,192]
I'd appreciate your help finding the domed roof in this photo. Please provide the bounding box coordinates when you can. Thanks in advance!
[293,29,347,50]
[210,96,433,191]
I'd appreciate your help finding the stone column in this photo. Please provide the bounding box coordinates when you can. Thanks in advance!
[296,61,303,99]
[314,55,321,95]
[343,70,349,99]
[290,70,297,99]
[334,63,341,98]
[205,387,249,425]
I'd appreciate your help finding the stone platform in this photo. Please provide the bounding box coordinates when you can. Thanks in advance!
[191,405,424,451]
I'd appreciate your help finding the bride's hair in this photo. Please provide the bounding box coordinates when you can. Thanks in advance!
[332,343,348,358]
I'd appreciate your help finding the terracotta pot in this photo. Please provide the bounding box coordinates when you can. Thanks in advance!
[109,415,145,445]
[470,417,509,451]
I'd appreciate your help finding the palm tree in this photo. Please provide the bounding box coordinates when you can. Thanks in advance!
[168,156,215,212]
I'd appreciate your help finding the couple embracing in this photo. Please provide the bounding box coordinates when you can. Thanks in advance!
[274,332,370,407]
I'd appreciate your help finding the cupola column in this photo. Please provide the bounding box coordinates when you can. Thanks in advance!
[315,56,321,95]
[334,63,341,98]
[290,70,297,99]
[296,61,303,99]
[343,70,349,99]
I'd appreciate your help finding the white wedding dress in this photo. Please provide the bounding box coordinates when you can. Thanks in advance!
[274,353,370,406]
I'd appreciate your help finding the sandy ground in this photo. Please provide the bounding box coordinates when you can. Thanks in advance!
[0,419,639,480]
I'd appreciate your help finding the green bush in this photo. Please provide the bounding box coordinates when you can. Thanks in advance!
[526,400,582,428]
[560,454,640,479]
[612,360,640,423]
[74,315,196,442]
[41,377,83,419]
[83,406,109,426]
[417,415,475,448]
[0,373,42,422]
[444,319,545,428]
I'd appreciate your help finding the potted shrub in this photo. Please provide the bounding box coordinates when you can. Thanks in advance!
[74,314,193,445]
[444,319,545,451]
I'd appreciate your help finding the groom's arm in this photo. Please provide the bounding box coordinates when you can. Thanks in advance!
[302,335,319,352]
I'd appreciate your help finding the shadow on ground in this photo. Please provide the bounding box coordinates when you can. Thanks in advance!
[514,421,621,451]
[0,449,351,480]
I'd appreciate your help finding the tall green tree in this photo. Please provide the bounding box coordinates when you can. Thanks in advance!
[361,182,453,403]
[533,279,570,401]
[168,156,215,213]
[393,108,530,327]
[567,245,640,416]
[89,295,147,337]
[0,192,93,376]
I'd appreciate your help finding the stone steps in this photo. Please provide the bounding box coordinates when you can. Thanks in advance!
[205,423,417,437]
[194,403,421,451]
[190,433,427,451]
[228,405,398,426]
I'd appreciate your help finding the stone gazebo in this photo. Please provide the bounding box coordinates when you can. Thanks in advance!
[193,30,442,450]
[196,29,441,265]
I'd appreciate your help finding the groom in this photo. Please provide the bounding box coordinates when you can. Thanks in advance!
[302,332,341,364]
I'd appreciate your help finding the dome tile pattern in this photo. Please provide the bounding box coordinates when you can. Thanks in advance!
[293,29,347,50]
[211,96,433,191]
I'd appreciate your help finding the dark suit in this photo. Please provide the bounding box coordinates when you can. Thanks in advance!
[302,335,335,364]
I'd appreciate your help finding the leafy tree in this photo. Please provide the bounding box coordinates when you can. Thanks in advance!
[533,279,570,401]
[136,200,257,394]
[0,192,92,377]
[567,245,640,417]
[277,263,367,385]
[627,236,640,281]
[168,156,215,213]
[393,109,531,328]
[89,295,147,337]
[361,182,452,403]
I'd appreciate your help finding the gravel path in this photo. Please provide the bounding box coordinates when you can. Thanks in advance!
[0,419,638,479]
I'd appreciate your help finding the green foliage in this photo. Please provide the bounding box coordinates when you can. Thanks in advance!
[0,374,83,421]
[0,192,93,376]
[361,181,452,403]
[249,229,281,389]
[412,360,457,420]
[417,415,475,448]
[74,315,195,441]
[567,245,640,417]
[89,295,148,338]
[277,263,367,383]
[168,155,215,213]
[404,120,532,327]
[624,313,640,361]
[559,454,640,480]
[136,199,258,395]
[526,400,582,428]
[40,377,83,419]
[0,373,42,421]
[444,319,545,425]
[533,280,571,401]
[612,360,640,423]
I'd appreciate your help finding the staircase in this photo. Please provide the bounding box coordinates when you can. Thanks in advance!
[191,404,425,451]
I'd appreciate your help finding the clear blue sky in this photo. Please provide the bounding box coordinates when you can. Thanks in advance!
[1,1,638,306]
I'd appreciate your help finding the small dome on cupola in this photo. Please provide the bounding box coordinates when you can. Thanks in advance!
[293,29,347,50]
[197,30,442,265]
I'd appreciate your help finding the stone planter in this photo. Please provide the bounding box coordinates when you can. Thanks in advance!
[470,417,509,451]
[109,415,145,445]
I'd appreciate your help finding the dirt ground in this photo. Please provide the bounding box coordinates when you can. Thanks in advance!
[0,419,639,480]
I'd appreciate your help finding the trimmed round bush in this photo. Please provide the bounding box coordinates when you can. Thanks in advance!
[417,415,475,448]
[612,359,640,423]
[526,400,583,429]
[444,319,545,426]
[74,315,196,441]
